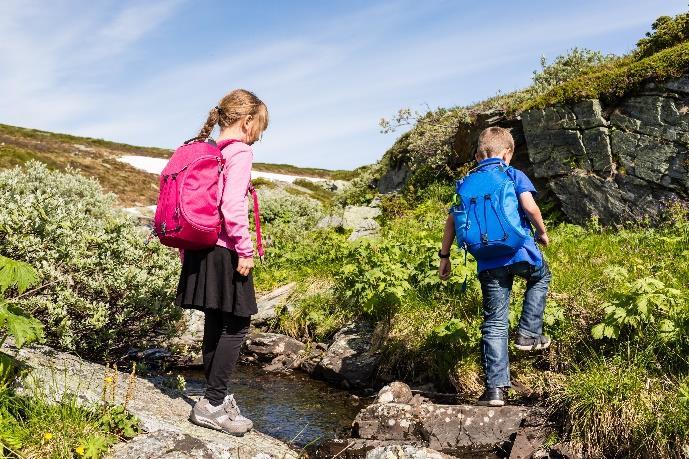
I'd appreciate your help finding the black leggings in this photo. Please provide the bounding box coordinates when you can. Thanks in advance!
[202,310,251,406]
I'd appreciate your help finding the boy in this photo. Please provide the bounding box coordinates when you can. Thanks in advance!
[438,127,552,407]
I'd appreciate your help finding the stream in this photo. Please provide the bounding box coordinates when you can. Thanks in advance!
[179,364,364,448]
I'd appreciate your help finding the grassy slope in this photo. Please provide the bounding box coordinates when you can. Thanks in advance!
[0,123,353,206]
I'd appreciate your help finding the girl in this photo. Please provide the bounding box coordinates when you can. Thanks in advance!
[175,89,268,436]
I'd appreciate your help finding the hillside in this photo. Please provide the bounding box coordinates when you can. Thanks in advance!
[0,123,353,206]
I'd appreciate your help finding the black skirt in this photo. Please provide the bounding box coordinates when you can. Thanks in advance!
[175,245,258,316]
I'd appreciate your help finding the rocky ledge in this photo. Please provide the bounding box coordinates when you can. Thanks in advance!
[317,382,532,459]
[1,340,298,459]
[317,382,580,459]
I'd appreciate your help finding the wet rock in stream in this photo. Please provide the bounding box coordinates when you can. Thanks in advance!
[321,382,536,459]
[314,322,381,389]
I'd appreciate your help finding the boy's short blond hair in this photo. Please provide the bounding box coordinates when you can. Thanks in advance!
[476,127,514,160]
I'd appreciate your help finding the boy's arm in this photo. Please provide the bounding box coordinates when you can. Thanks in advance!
[518,192,549,246]
[439,214,454,280]
[441,214,455,255]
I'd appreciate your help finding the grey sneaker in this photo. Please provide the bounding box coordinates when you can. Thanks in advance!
[514,333,551,351]
[189,394,252,435]
[222,394,253,431]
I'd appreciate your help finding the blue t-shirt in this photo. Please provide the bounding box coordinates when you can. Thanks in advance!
[454,158,543,273]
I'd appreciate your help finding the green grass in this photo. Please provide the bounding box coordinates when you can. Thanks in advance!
[0,380,139,458]
[253,162,356,180]
[254,186,689,455]
[0,124,172,158]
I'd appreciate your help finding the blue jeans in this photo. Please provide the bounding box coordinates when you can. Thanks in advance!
[477,261,552,388]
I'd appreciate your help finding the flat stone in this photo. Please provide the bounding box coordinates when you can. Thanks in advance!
[354,400,528,457]
[366,444,456,459]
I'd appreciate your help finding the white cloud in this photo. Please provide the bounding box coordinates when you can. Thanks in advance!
[0,0,686,169]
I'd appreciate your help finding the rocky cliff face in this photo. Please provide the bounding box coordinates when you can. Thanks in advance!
[382,75,689,225]
[521,75,689,224]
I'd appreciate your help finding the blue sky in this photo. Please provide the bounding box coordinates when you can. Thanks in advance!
[0,1,686,169]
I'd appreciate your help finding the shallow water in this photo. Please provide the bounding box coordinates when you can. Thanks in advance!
[179,364,363,447]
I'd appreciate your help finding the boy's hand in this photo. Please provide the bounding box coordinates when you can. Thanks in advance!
[536,232,550,246]
[439,258,452,280]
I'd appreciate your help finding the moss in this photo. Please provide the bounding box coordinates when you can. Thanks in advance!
[523,41,689,110]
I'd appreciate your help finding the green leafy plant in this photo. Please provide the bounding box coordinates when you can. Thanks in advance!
[591,269,686,342]
[97,405,140,439]
[0,256,44,350]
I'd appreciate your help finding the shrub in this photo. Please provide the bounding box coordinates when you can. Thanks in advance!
[636,12,689,58]
[0,162,180,359]
[531,48,617,95]
[256,188,323,229]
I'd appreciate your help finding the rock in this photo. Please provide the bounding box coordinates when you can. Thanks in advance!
[377,162,410,194]
[243,332,305,362]
[342,206,382,229]
[262,354,300,373]
[321,179,351,192]
[315,439,434,459]
[316,215,344,229]
[453,109,527,167]
[315,322,381,389]
[2,339,297,458]
[298,342,328,375]
[365,444,455,459]
[377,382,413,404]
[353,401,528,457]
[348,218,381,241]
[549,442,582,459]
[353,403,421,441]
[252,282,298,327]
[508,410,550,459]
[520,82,689,225]
[107,430,219,458]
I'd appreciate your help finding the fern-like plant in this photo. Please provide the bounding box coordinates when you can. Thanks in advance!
[0,255,44,349]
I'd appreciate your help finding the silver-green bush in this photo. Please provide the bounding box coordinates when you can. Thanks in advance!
[256,188,323,229]
[0,162,180,359]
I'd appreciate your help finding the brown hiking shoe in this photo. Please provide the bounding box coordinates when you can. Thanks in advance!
[189,394,253,435]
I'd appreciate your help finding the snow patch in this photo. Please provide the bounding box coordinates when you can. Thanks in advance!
[118,155,327,183]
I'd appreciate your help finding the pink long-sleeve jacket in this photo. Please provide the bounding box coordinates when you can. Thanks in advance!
[216,140,254,258]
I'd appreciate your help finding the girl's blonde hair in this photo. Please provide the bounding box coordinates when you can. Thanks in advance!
[195,89,269,142]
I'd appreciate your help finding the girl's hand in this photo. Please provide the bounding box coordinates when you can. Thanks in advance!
[237,257,254,277]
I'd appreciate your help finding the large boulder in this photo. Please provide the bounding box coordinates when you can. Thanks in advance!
[315,322,382,389]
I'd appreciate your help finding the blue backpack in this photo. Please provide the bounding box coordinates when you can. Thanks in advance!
[451,158,529,261]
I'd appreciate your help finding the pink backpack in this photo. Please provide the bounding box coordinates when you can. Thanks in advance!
[153,139,265,255]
